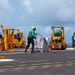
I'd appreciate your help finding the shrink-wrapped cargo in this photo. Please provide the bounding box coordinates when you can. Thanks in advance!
[54,30,62,36]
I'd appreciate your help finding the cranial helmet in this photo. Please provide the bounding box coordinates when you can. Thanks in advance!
[32,27,36,30]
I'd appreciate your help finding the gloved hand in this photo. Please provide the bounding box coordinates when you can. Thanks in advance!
[34,37,36,39]
[35,33,37,35]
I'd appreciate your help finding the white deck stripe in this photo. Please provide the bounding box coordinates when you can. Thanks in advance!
[66,48,74,50]
[0,52,24,55]
[0,59,14,62]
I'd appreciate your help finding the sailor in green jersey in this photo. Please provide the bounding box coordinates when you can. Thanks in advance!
[72,35,74,41]
[72,34,75,47]
[25,27,37,53]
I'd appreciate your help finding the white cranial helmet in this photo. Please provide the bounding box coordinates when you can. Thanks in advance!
[32,27,36,30]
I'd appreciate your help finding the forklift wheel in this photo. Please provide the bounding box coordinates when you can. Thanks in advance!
[21,43,25,48]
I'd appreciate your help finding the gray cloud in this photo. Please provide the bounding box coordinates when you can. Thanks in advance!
[0,0,74,43]
[21,0,75,26]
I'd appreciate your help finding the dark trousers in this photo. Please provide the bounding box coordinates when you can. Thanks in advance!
[72,40,75,47]
[25,37,34,52]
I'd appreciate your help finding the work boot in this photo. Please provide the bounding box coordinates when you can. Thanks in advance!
[24,51,26,52]
[31,50,35,53]
[24,49,27,52]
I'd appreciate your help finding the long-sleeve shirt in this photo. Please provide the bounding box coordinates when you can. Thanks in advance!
[28,29,36,39]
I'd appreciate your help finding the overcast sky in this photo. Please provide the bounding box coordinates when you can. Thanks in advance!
[0,0,75,43]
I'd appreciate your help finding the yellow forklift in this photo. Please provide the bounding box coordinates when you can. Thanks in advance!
[49,26,67,50]
[9,29,26,48]
[0,24,13,51]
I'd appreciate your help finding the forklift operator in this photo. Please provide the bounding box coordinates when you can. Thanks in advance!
[0,32,2,38]
[17,33,21,41]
